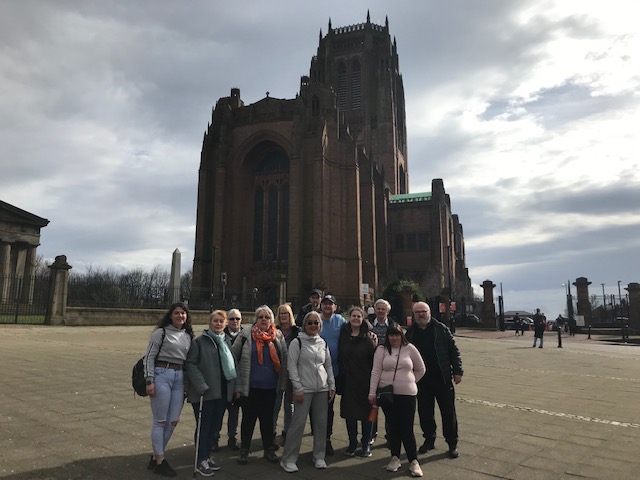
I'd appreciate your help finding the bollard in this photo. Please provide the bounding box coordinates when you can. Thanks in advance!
[557,327,562,348]
[588,324,591,339]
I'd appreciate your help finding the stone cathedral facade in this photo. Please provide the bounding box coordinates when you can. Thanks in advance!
[192,14,472,312]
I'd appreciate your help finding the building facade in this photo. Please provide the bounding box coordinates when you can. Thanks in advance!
[192,14,471,310]
[0,200,49,302]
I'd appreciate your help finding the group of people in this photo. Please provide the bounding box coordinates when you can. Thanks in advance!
[141,292,464,478]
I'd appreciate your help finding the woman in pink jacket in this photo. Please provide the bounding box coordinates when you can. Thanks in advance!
[369,323,426,477]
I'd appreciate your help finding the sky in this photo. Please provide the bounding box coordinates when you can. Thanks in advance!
[1,0,638,318]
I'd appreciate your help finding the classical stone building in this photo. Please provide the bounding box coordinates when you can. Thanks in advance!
[0,200,49,302]
[192,14,472,310]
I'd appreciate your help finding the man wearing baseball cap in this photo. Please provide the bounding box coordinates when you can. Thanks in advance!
[318,294,347,455]
[295,288,323,326]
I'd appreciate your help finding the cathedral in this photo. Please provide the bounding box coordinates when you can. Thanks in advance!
[192,14,472,314]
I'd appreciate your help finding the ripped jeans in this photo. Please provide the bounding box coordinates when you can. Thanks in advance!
[150,367,185,456]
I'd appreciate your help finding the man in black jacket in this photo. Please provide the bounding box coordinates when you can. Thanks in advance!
[406,302,463,459]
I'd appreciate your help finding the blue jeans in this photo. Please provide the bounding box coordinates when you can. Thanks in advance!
[533,335,544,347]
[192,398,226,463]
[150,367,185,456]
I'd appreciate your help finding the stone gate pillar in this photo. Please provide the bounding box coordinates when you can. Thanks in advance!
[575,277,592,324]
[45,255,72,325]
[626,283,640,335]
[481,280,496,328]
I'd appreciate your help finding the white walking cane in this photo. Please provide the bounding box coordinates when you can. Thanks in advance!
[193,394,204,479]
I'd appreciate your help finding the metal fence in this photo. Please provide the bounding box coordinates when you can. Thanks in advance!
[587,294,630,323]
[0,274,50,324]
[67,280,261,312]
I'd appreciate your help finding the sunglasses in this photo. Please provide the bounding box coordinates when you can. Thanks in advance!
[306,321,320,326]
[229,317,241,320]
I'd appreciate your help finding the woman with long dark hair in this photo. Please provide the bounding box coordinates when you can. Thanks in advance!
[338,306,376,457]
[144,302,194,477]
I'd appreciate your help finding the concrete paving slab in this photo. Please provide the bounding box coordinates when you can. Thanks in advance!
[1,325,639,479]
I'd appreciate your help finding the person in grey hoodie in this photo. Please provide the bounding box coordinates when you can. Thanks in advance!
[280,311,335,473]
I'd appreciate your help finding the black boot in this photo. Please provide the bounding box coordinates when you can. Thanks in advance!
[238,448,249,465]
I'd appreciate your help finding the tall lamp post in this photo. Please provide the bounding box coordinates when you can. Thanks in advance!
[601,283,606,322]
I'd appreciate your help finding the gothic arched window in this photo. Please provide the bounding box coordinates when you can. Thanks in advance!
[252,143,290,262]
[337,61,347,111]
[351,58,362,110]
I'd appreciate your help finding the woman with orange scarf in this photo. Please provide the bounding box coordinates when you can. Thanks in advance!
[232,305,288,465]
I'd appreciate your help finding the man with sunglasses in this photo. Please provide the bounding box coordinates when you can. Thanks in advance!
[406,302,463,460]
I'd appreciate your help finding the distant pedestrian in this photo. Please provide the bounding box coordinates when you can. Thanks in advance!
[532,308,546,348]
[514,313,521,336]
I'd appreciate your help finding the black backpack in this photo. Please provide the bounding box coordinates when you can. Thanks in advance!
[132,328,165,396]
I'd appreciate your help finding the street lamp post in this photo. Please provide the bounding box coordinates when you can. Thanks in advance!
[601,283,606,322]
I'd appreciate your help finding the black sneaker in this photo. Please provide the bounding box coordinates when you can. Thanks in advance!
[228,437,240,450]
[448,447,459,458]
[263,449,280,463]
[196,459,215,477]
[360,444,372,457]
[325,440,334,456]
[154,459,176,477]
[211,439,220,452]
[147,455,155,470]
[206,457,221,471]
[344,443,357,456]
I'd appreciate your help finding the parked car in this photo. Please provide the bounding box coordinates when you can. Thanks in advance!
[504,316,533,330]
[453,314,482,326]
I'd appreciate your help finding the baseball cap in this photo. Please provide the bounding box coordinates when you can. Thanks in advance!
[309,288,323,297]
[321,294,337,304]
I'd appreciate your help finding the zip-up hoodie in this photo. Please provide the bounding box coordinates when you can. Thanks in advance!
[288,332,335,394]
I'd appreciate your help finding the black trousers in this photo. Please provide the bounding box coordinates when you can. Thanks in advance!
[240,388,276,451]
[416,378,458,448]
[381,394,418,461]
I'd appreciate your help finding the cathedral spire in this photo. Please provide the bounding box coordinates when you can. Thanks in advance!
[328,17,332,31]
[366,10,370,24]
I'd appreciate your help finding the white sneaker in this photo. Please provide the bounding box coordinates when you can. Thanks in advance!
[280,460,298,473]
[386,456,401,472]
[314,459,328,469]
[409,459,423,477]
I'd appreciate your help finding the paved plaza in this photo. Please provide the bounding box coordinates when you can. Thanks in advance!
[1,325,639,480]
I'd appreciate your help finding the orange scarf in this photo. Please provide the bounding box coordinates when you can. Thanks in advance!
[251,323,281,373]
